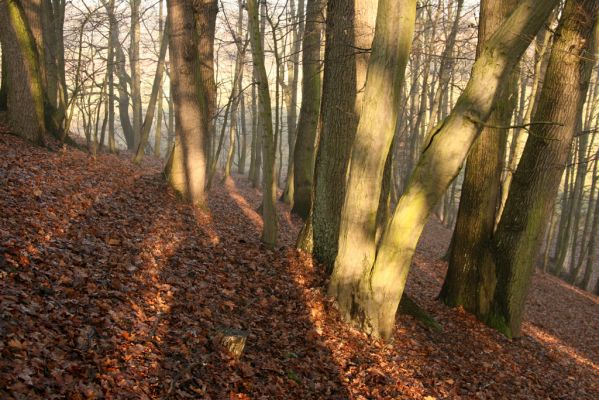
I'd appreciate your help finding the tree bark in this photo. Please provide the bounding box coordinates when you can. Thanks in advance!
[328,0,417,339]
[247,0,278,247]
[0,0,46,145]
[333,0,559,340]
[165,0,209,207]
[291,0,324,219]
[439,0,519,316]
[487,0,598,337]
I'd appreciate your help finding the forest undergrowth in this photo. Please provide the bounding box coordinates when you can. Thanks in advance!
[0,131,597,399]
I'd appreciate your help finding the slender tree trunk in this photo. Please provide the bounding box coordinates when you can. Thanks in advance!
[134,22,169,164]
[130,0,142,149]
[247,0,277,246]
[291,0,324,218]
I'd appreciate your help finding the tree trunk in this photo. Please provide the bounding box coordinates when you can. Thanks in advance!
[134,21,169,164]
[291,0,324,219]
[333,0,559,340]
[194,0,218,168]
[308,0,378,267]
[439,0,519,315]
[247,0,278,246]
[130,0,142,149]
[165,0,209,207]
[487,0,598,337]
[0,0,46,144]
[328,0,417,338]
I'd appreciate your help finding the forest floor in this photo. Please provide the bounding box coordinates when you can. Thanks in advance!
[0,131,598,400]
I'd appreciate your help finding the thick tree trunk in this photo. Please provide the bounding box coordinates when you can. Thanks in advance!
[486,0,598,337]
[0,0,46,144]
[194,0,218,168]
[328,0,416,338]
[333,0,559,340]
[165,0,209,207]
[439,0,519,316]
[309,0,378,267]
[291,0,324,219]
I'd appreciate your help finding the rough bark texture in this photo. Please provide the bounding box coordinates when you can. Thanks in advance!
[291,0,324,219]
[337,0,559,340]
[439,0,519,316]
[328,0,416,337]
[195,0,218,167]
[0,0,46,144]
[486,0,599,338]
[165,0,209,207]
[310,0,378,268]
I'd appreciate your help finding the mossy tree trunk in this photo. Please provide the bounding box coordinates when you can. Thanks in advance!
[291,0,324,219]
[486,0,599,338]
[0,0,46,145]
[247,0,278,247]
[439,0,519,316]
[331,0,559,340]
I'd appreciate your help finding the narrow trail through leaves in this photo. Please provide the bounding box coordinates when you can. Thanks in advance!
[1,133,597,399]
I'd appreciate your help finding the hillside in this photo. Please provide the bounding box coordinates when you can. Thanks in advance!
[0,133,597,399]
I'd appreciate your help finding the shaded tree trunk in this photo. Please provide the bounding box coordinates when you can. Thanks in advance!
[486,0,598,337]
[291,0,324,219]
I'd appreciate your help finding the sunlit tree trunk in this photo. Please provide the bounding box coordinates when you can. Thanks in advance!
[329,0,417,338]
[165,0,209,207]
[195,0,218,168]
[0,0,46,144]
[307,0,378,266]
[332,0,558,339]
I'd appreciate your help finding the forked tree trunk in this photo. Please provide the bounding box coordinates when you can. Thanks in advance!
[486,0,598,338]
[439,0,519,316]
[328,0,417,338]
[330,0,559,340]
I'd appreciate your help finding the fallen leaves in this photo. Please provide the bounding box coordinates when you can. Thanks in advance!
[0,131,598,399]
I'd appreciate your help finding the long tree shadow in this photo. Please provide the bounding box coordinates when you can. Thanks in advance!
[153,175,348,398]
